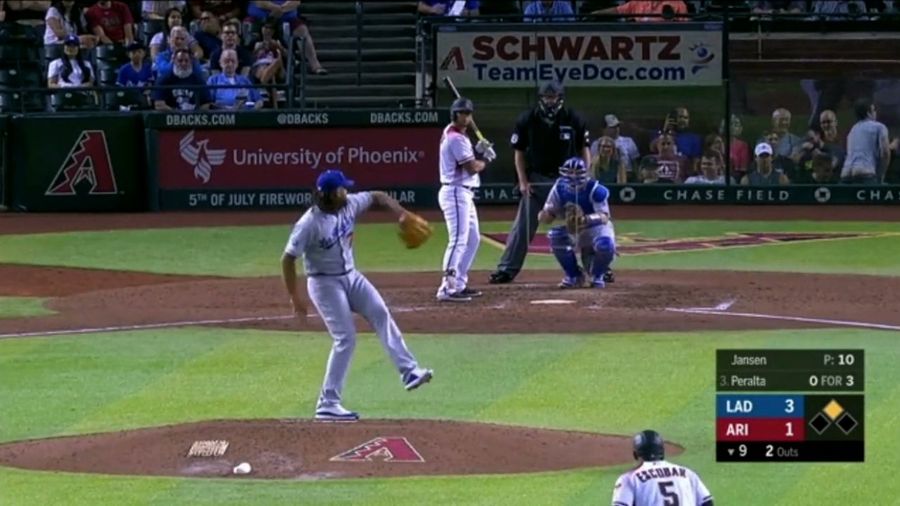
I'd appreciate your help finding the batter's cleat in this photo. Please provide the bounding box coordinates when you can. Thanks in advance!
[403,368,433,391]
[590,276,606,288]
[488,270,514,284]
[603,270,615,283]
[558,276,584,289]
[460,287,483,298]
[436,290,471,302]
[315,405,359,422]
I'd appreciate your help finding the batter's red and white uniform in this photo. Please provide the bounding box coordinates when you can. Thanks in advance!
[436,123,480,297]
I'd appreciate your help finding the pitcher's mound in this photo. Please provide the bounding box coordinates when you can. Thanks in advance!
[0,419,682,479]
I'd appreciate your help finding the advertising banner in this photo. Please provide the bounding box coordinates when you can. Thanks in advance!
[435,22,723,88]
[156,126,443,208]
[10,114,144,211]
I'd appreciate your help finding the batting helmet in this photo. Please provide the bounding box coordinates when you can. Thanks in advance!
[450,97,474,119]
[559,157,588,187]
[633,429,665,461]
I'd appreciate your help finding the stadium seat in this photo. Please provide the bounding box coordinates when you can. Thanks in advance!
[103,88,150,111]
[50,90,99,111]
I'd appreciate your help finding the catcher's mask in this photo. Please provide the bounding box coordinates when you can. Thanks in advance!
[558,157,588,190]
[537,81,564,123]
[315,169,354,213]
[633,429,666,461]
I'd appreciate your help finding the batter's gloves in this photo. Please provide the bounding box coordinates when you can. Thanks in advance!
[398,212,433,249]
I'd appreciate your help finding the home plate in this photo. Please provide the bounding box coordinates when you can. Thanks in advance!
[530,299,576,305]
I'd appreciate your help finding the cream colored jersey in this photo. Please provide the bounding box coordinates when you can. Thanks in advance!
[612,460,712,506]
[439,123,479,187]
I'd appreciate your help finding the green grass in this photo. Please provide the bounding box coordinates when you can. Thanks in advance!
[0,297,53,319]
[1,220,898,277]
[0,328,896,505]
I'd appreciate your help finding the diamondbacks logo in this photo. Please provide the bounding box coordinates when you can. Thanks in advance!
[179,130,227,184]
[46,130,118,196]
[439,46,465,71]
[330,437,425,463]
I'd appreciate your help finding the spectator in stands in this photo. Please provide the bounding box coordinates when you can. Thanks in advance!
[44,0,97,47]
[247,1,327,75]
[141,0,185,20]
[742,142,790,185]
[601,114,639,172]
[192,9,221,60]
[207,48,262,110]
[809,1,868,19]
[523,1,575,22]
[48,34,95,88]
[155,26,203,77]
[639,133,688,183]
[149,7,201,61]
[757,107,802,159]
[720,114,750,180]
[749,1,805,15]
[116,40,152,86]
[417,1,480,17]
[153,47,211,110]
[252,20,286,103]
[590,0,688,21]
[792,152,837,184]
[590,136,627,184]
[3,0,51,26]
[790,111,846,180]
[704,133,724,158]
[209,20,252,77]
[685,150,732,184]
[652,106,702,166]
[85,0,134,45]
[189,0,241,25]
[841,98,890,184]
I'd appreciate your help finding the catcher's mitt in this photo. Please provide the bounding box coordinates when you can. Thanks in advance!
[564,203,585,234]
[398,212,433,249]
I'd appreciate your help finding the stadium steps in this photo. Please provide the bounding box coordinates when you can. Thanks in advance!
[294,0,419,109]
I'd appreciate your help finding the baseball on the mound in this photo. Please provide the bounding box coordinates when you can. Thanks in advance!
[232,462,252,475]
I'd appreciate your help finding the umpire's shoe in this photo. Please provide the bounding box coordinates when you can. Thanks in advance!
[489,270,514,284]
[603,270,615,283]
[403,368,433,391]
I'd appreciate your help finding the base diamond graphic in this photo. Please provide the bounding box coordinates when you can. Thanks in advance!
[809,412,831,435]
[836,412,859,435]
[823,399,845,421]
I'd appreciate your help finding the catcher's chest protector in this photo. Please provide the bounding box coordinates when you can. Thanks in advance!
[557,180,599,216]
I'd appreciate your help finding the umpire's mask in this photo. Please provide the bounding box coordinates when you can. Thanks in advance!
[538,81,564,124]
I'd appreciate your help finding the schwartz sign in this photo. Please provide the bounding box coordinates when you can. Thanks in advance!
[435,22,723,87]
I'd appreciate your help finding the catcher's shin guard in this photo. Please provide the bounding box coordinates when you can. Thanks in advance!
[548,226,582,279]
[591,236,616,278]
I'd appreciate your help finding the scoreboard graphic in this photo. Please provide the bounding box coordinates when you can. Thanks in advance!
[715,349,865,462]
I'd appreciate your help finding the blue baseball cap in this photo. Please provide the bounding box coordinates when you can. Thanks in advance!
[316,169,354,192]
[63,35,80,47]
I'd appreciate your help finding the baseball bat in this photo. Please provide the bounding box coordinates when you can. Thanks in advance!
[443,76,487,143]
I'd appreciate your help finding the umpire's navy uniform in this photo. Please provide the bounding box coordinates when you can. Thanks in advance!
[490,82,590,284]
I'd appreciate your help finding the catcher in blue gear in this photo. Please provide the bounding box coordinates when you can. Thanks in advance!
[537,157,616,288]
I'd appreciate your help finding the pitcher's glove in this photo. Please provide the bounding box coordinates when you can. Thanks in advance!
[398,212,433,249]
[564,203,585,234]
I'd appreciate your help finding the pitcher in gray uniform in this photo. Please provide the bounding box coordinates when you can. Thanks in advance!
[281,169,433,422]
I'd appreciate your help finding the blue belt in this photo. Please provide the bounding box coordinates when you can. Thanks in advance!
[308,269,353,277]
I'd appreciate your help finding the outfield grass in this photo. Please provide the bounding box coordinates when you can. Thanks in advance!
[0,219,897,505]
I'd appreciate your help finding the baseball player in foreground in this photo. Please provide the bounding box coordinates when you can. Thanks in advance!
[436,96,496,302]
[537,157,616,288]
[281,169,433,421]
[613,430,714,506]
